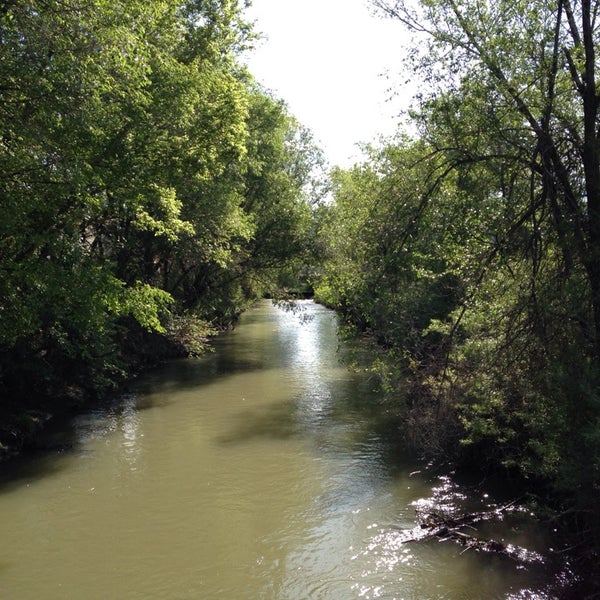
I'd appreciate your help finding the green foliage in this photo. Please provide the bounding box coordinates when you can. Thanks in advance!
[0,0,325,424]
[165,313,216,357]
[132,186,195,242]
[315,138,465,362]
[118,283,173,333]
[315,2,600,543]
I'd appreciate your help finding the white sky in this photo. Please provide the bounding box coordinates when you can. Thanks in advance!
[242,0,416,168]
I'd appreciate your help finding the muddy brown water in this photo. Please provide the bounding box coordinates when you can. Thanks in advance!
[0,300,559,598]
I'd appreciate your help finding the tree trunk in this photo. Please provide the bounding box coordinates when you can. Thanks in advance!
[580,0,600,359]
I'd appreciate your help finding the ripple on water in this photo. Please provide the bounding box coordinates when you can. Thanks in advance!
[0,301,566,600]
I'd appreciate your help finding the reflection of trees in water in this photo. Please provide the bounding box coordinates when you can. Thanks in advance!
[272,298,315,324]
[119,395,142,469]
[71,394,142,471]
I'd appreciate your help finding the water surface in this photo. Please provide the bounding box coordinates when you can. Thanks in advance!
[0,300,554,598]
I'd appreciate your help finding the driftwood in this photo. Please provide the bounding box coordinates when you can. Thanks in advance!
[398,502,545,564]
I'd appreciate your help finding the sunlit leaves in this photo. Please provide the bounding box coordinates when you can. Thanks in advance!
[118,282,173,332]
[1,0,319,403]
[132,186,194,242]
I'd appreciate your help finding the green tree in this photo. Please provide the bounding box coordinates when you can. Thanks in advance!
[241,87,325,294]
[0,0,178,400]
[374,0,600,361]
[315,138,465,380]
[0,0,329,458]
[0,0,282,420]
[366,1,600,565]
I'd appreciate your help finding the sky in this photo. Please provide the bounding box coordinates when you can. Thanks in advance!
[242,0,416,168]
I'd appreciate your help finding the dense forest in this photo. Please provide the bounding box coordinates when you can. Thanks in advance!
[0,0,325,449]
[316,0,600,587]
[1,0,599,590]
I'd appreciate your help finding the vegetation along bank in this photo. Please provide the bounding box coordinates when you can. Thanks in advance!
[0,0,326,454]
[1,0,599,594]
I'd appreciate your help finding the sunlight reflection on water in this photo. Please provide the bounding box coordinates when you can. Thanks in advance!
[0,300,562,599]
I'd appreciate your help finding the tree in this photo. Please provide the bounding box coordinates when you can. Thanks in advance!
[315,138,465,396]
[373,0,600,360]
[363,2,600,567]
[314,2,600,533]
[0,0,179,399]
[0,0,327,429]
[241,87,326,294]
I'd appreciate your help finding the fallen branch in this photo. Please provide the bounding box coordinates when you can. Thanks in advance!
[398,502,544,564]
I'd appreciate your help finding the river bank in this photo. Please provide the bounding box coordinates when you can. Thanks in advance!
[0,319,205,461]
[1,300,597,596]
[0,300,566,598]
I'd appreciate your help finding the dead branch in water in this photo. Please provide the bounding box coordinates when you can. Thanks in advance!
[398,501,545,564]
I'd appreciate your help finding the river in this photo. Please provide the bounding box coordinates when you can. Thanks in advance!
[0,300,559,598]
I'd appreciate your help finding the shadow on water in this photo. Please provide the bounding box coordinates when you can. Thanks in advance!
[0,327,282,493]
[216,398,301,445]
[0,393,139,493]
[0,451,71,494]
[0,300,568,598]
[132,309,295,400]
[215,365,422,482]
